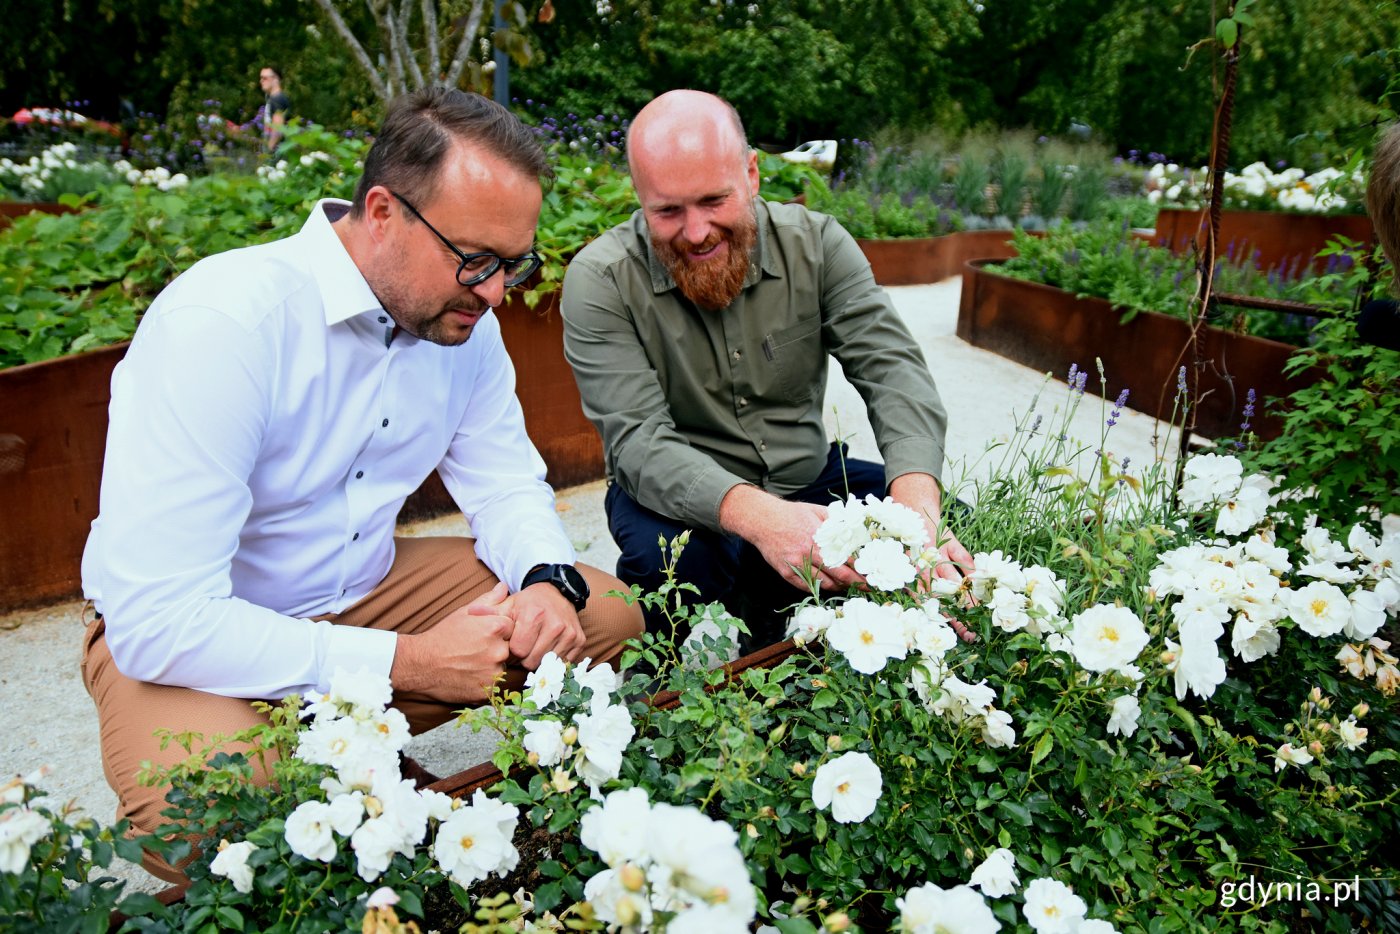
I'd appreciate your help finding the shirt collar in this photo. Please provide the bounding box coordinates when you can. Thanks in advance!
[298,199,386,327]
[640,198,784,296]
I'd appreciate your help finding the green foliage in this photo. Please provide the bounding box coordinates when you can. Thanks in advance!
[1243,241,1400,529]
[0,771,148,932]
[951,148,993,216]
[0,124,361,368]
[804,178,958,240]
[515,0,979,144]
[992,142,1031,218]
[996,219,1351,343]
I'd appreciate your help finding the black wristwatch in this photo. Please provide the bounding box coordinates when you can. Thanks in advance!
[521,563,590,611]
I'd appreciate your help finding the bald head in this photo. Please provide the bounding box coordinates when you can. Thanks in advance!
[627,90,750,191]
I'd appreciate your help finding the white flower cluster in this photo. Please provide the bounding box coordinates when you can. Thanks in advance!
[110,160,190,190]
[0,767,55,875]
[207,667,519,894]
[814,494,931,590]
[899,848,1117,934]
[520,653,635,794]
[1272,688,1372,773]
[0,142,121,194]
[1145,160,1361,214]
[579,786,755,931]
[796,505,1020,750]
[1337,637,1400,696]
[257,159,291,183]
[1177,453,1272,536]
[969,550,1068,638]
[1152,454,1400,702]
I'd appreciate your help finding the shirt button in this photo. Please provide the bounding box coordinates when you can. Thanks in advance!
[378,316,387,324]
[732,349,741,360]
[352,532,360,541]
[355,470,364,479]
[759,441,767,452]
[737,397,748,408]
[381,418,389,428]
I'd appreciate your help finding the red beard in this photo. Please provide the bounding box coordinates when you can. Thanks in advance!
[651,206,757,311]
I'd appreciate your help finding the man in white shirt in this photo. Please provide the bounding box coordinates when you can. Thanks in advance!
[79,88,642,880]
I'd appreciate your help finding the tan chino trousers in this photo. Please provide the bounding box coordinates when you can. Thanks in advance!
[81,536,643,882]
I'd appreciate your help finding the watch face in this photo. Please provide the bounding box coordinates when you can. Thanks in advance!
[559,565,590,605]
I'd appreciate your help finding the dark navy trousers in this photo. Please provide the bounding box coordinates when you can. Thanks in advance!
[605,444,887,648]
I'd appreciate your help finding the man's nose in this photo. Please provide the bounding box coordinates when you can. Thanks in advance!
[470,267,507,307]
[681,211,712,248]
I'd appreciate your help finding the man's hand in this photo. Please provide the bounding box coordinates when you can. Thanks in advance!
[390,582,514,703]
[482,581,588,670]
[718,485,864,592]
[888,472,974,583]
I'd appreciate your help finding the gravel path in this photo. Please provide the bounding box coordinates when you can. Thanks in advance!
[0,278,1185,894]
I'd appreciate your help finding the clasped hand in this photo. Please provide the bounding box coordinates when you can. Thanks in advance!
[389,579,585,704]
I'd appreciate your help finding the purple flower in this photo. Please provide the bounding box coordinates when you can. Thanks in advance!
[1030,414,1043,434]
[1177,366,1187,394]
[1108,388,1129,427]
[1074,371,1087,394]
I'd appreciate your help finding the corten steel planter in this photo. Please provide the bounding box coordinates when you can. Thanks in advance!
[1153,208,1374,275]
[956,259,1321,440]
[0,291,603,610]
[0,200,78,228]
[857,229,1021,286]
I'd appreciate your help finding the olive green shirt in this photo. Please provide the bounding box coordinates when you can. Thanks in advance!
[561,198,947,534]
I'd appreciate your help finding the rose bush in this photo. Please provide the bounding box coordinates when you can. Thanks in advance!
[4,377,1397,932]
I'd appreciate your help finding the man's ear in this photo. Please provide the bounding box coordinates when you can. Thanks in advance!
[363,186,396,243]
[745,150,760,197]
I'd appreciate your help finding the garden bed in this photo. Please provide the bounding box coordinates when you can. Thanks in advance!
[1153,207,1374,274]
[856,229,1021,285]
[0,292,602,610]
[955,258,1320,439]
[0,201,77,228]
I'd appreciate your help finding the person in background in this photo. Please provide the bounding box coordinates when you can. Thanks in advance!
[561,89,973,648]
[259,65,291,152]
[1361,123,1400,351]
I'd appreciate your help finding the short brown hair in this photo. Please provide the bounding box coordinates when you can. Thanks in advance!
[351,88,552,218]
[1368,123,1400,278]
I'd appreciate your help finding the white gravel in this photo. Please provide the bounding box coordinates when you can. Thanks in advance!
[0,278,1185,894]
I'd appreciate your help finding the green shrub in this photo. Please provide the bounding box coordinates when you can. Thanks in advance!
[1243,240,1400,529]
[995,220,1354,345]
[992,145,1030,218]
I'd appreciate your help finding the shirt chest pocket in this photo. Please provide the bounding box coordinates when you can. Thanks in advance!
[761,319,822,403]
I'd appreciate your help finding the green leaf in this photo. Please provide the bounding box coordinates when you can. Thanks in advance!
[214,906,245,931]
[812,688,839,710]
[1031,731,1055,766]
[1217,18,1238,48]
[997,800,1033,827]
[533,881,564,913]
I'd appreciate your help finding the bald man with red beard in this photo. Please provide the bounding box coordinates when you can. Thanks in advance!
[561,90,973,647]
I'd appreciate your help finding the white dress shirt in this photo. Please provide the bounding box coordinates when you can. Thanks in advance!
[81,199,575,699]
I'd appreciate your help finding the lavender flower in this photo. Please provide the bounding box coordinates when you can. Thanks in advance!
[1107,388,1129,427]
[1239,387,1256,436]
[1030,414,1043,434]
[1177,366,1187,394]
[1074,371,1087,394]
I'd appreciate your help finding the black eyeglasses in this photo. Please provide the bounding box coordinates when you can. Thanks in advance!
[390,190,542,288]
